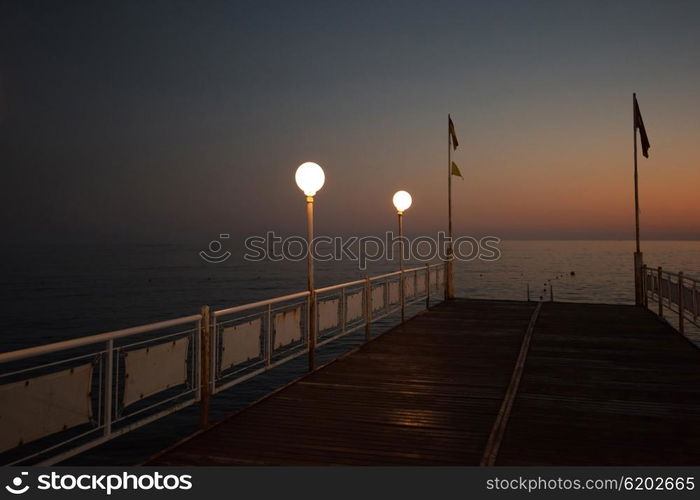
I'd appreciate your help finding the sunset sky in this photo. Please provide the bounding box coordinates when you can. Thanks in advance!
[1,1,699,244]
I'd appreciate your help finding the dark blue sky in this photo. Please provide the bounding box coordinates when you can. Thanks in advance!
[2,0,699,244]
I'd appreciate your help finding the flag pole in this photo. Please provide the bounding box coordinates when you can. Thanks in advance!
[633,94,640,253]
[446,115,454,299]
[633,93,643,305]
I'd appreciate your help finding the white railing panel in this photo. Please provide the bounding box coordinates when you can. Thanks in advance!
[318,298,340,332]
[273,306,303,348]
[388,281,400,305]
[437,267,445,287]
[221,319,262,370]
[417,274,426,294]
[371,285,385,312]
[0,363,93,453]
[682,285,694,315]
[661,277,672,302]
[346,291,363,323]
[404,275,415,298]
[123,337,190,407]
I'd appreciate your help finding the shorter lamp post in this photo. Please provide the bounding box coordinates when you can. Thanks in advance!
[295,162,325,371]
[392,190,412,322]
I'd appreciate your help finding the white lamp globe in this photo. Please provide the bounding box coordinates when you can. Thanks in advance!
[295,162,325,197]
[392,190,412,213]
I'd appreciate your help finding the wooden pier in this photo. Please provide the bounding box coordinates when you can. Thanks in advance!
[146,298,700,466]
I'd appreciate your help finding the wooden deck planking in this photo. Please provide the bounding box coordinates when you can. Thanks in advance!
[496,302,700,465]
[147,299,536,465]
[147,299,700,466]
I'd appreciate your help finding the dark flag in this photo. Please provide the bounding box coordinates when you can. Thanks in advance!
[448,114,459,150]
[633,94,650,158]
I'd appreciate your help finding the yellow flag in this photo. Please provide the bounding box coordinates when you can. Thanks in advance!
[451,161,463,179]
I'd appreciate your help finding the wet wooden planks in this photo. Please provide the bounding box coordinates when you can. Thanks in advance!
[147,299,700,466]
[147,299,536,465]
[496,302,700,465]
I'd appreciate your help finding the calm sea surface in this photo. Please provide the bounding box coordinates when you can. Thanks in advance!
[1,240,698,350]
[1,240,698,464]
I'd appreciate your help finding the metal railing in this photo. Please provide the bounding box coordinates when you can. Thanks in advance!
[0,262,446,465]
[642,265,700,333]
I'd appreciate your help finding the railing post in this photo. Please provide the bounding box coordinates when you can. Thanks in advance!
[103,339,113,437]
[341,286,346,335]
[527,283,531,302]
[210,315,217,396]
[308,292,316,371]
[400,270,405,322]
[414,269,418,299]
[443,260,449,301]
[446,258,454,299]
[364,276,371,342]
[445,258,449,300]
[678,272,685,334]
[266,304,272,367]
[549,281,554,302]
[657,267,663,317]
[385,280,389,315]
[200,305,211,429]
[693,281,698,324]
[641,265,647,308]
[425,263,430,309]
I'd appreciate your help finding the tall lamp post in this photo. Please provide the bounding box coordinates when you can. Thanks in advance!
[392,190,412,322]
[295,162,325,371]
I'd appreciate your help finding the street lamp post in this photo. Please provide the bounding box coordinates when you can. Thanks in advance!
[392,190,412,322]
[295,162,325,371]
